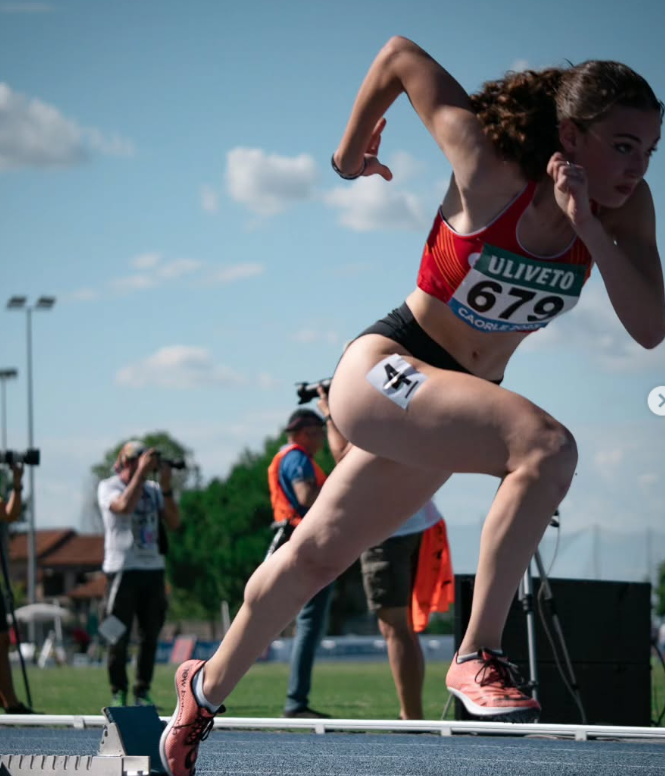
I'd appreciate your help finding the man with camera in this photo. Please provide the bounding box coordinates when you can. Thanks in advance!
[0,464,35,714]
[267,404,335,719]
[97,440,181,707]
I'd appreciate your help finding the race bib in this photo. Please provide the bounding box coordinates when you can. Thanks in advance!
[449,244,586,332]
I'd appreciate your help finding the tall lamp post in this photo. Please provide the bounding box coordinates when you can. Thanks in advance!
[0,368,18,453]
[6,296,56,626]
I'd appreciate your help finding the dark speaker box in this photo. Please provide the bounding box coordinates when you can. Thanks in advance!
[453,574,652,726]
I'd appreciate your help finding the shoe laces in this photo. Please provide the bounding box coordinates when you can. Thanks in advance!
[177,708,216,746]
[475,653,525,691]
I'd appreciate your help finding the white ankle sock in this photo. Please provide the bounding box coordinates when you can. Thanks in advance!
[457,648,503,663]
[192,667,221,713]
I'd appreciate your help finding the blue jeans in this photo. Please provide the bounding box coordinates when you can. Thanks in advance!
[284,583,334,713]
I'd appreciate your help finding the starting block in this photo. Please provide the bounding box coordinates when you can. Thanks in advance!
[0,706,166,776]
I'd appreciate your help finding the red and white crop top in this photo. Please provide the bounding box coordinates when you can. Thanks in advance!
[417,181,594,333]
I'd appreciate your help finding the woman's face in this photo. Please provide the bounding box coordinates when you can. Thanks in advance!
[568,105,661,207]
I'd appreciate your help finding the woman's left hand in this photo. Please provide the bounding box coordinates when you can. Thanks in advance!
[547,152,594,230]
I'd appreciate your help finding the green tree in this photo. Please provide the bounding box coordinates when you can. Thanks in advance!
[165,432,367,637]
[656,559,665,617]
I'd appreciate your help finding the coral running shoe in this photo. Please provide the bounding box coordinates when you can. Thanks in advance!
[159,660,224,776]
[446,649,540,722]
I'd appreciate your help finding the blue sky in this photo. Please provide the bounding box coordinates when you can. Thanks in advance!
[0,0,663,581]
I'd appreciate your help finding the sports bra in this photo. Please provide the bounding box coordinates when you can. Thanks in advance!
[417,181,594,333]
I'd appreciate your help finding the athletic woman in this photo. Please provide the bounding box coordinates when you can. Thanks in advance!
[161,37,663,775]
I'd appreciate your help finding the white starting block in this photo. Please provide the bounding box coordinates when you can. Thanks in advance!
[0,706,166,776]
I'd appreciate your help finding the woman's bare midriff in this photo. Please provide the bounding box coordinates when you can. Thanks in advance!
[405,287,529,381]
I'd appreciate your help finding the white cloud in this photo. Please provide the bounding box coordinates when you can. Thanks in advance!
[66,287,99,302]
[510,59,530,72]
[225,147,318,216]
[258,373,281,390]
[116,346,245,390]
[131,252,161,270]
[82,127,133,158]
[323,176,428,232]
[209,262,264,284]
[112,254,203,292]
[201,184,219,213]
[0,83,134,170]
[111,274,157,292]
[157,258,203,280]
[518,282,665,372]
[594,446,624,475]
[388,151,425,184]
[72,253,252,300]
[292,328,339,346]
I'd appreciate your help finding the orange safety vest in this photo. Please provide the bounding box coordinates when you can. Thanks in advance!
[409,518,455,633]
[267,443,327,528]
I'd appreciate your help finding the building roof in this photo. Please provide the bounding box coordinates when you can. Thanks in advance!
[40,534,104,568]
[9,529,75,562]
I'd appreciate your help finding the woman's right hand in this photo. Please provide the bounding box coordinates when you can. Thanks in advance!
[334,118,393,181]
[363,118,393,181]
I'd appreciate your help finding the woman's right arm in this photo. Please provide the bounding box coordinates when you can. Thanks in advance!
[333,36,499,187]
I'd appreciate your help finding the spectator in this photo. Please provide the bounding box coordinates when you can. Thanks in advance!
[98,441,180,706]
[267,405,332,719]
[0,464,35,714]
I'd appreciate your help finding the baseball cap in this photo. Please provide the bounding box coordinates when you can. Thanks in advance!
[285,409,325,432]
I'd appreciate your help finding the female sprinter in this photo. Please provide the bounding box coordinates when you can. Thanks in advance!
[161,37,663,775]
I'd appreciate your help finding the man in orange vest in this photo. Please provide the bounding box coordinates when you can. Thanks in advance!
[267,407,332,719]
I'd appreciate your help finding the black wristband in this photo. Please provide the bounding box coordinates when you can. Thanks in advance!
[331,154,367,180]
[324,415,332,423]
[162,489,173,498]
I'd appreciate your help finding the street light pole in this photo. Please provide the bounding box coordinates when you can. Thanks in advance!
[6,296,55,634]
[0,368,18,453]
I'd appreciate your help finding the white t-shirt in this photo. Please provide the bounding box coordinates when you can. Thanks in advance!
[97,474,165,573]
[391,499,444,538]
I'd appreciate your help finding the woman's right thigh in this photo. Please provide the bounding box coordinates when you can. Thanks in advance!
[329,334,573,480]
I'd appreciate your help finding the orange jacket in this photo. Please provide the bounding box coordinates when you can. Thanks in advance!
[267,443,327,528]
[410,518,454,633]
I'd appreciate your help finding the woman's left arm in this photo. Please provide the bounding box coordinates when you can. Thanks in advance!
[581,181,665,349]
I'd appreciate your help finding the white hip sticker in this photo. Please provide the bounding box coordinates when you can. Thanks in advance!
[366,354,427,409]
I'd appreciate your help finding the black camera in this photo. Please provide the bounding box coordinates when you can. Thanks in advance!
[155,452,186,470]
[296,378,332,405]
[0,449,40,466]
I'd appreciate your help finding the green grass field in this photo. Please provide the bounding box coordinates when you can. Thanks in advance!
[11,659,665,725]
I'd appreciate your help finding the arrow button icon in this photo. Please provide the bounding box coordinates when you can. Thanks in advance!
[647,386,665,416]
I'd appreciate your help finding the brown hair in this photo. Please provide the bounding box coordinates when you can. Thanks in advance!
[470,61,663,180]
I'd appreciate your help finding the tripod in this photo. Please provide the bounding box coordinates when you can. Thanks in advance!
[518,536,586,723]
[0,521,33,708]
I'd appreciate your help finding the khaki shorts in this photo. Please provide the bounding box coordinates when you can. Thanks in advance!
[360,531,422,612]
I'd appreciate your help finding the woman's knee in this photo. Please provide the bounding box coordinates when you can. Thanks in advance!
[512,415,578,490]
[243,540,341,607]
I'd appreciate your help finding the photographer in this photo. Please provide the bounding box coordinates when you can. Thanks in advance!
[97,440,180,707]
[267,400,334,719]
[0,464,35,714]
